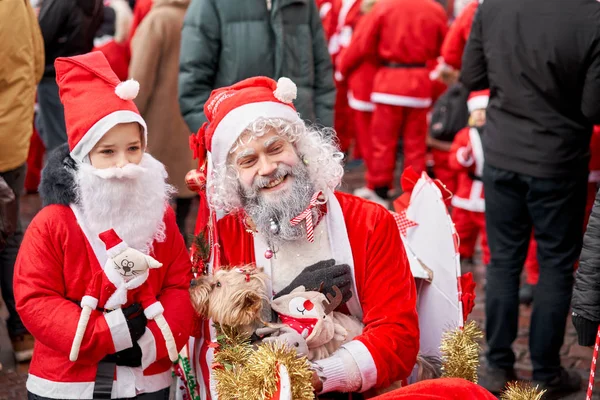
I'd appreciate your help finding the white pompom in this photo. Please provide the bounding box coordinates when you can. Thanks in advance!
[115,79,140,100]
[273,77,297,104]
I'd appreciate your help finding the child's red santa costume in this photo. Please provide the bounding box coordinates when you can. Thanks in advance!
[13,52,193,399]
[448,90,490,264]
[187,76,419,398]
[339,0,447,191]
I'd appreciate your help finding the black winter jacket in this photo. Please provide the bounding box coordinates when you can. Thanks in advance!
[573,186,600,346]
[460,0,600,179]
[38,0,104,77]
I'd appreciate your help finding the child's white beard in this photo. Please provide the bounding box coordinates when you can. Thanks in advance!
[75,153,175,255]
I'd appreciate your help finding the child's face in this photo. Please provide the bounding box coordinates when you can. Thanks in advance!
[471,109,486,127]
[89,123,144,169]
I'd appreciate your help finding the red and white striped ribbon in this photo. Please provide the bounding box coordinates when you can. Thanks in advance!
[587,326,600,400]
[290,191,323,243]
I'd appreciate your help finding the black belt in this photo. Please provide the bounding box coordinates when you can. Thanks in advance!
[468,172,482,181]
[382,61,427,68]
[93,360,116,399]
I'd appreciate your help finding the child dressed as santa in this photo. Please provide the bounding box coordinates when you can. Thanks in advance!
[13,51,194,400]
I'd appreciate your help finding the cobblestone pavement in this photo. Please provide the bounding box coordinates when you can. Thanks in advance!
[0,162,595,399]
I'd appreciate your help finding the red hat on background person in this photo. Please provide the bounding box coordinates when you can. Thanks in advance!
[55,51,147,164]
[467,90,489,113]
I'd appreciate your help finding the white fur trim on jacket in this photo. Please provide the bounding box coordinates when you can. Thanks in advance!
[451,180,485,212]
[138,328,158,370]
[456,147,474,167]
[70,110,147,163]
[342,340,378,392]
[106,241,128,258]
[143,302,164,319]
[80,295,98,309]
[105,308,133,352]
[348,92,375,112]
[211,101,301,168]
[468,127,485,177]
[371,93,432,108]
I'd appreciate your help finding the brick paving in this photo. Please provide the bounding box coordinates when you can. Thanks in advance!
[0,162,595,399]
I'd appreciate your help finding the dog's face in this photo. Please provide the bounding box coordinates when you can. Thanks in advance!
[189,265,268,327]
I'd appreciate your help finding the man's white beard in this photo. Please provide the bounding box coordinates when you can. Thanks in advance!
[239,162,318,245]
[75,153,175,255]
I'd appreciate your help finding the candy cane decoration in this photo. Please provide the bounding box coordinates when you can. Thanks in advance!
[587,326,600,400]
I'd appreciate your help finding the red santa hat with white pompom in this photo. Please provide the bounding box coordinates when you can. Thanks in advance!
[98,228,129,258]
[55,51,147,163]
[467,89,490,113]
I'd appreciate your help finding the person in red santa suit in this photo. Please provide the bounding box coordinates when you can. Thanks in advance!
[328,0,363,155]
[336,0,379,163]
[186,76,419,398]
[448,90,490,265]
[13,51,194,400]
[336,0,447,207]
[372,378,496,400]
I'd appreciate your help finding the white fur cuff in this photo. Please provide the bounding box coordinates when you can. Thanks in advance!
[144,302,164,319]
[139,328,157,370]
[342,340,378,392]
[314,353,348,394]
[105,308,133,352]
[80,295,98,309]
[457,147,475,167]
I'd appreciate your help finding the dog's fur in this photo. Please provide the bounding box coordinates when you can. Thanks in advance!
[189,265,270,336]
[39,143,78,207]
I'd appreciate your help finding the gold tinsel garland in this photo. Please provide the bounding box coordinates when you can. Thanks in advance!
[440,320,483,383]
[212,325,314,400]
[500,381,546,400]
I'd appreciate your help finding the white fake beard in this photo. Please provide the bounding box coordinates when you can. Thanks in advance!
[239,162,318,245]
[75,153,175,254]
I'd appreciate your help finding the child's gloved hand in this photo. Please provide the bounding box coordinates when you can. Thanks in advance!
[123,303,147,342]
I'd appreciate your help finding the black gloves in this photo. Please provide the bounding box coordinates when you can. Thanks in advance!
[103,342,143,367]
[273,259,353,303]
[123,303,147,343]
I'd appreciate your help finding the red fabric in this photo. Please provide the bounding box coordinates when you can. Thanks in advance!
[98,228,123,251]
[55,52,142,152]
[367,104,428,188]
[524,235,539,285]
[328,0,362,63]
[14,206,194,384]
[372,378,496,399]
[440,1,478,70]
[448,127,484,208]
[353,109,373,162]
[212,192,420,389]
[430,148,457,195]
[93,40,130,81]
[25,123,45,193]
[317,0,339,41]
[459,272,476,323]
[334,80,356,153]
[84,269,161,311]
[342,0,447,99]
[452,207,489,264]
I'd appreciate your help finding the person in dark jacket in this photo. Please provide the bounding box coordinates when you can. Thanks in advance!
[573,188,600,349]
[37,0,103,152]
[178,0,335,134]
[460,0,600,397]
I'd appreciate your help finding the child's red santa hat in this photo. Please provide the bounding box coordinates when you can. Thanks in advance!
[467,89,489,113]
[99,228,129,258]
[55,51,147,163]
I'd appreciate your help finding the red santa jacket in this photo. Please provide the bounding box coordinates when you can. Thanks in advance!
[14,206,193,399]
[448,127,485,212]
[317,0,338,40]
[440,0,478,70]
[337,4,378,109]
[342,0,447,108]
[329,0,362,61]
[201,192,419,391]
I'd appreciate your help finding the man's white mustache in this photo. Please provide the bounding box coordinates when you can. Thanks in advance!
[91,163,147,180]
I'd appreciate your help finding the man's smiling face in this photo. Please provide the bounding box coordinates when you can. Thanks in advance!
[231,128,301,202]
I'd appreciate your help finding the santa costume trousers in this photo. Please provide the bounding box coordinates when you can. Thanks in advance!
[451,207,490,265]
[366,104,428,189]
[483,163,587,382]
[352,109,373,166]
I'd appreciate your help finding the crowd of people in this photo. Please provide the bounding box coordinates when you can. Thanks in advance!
[1,0,600,399]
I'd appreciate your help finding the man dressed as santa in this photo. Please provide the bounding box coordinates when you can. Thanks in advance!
[14,51,194,399]
[188,76,419,398]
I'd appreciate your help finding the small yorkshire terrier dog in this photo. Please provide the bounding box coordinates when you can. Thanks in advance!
[189,265,269,336]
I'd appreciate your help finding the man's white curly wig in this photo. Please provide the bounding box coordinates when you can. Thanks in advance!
[208,117,344,213]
